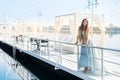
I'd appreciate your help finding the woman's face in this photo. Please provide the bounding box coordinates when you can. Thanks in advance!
[83,19,88,26]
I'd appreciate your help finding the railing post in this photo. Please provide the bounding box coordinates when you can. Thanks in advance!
[39,39,41,55]
[48,40,50,59]
[101,49,104,80]
[60,43,62,65]
[22,37,24,49]
[13,46,16,60]
[27,38,29,50]
[31,38,33,51]
[13,37,16,61]
[77,45,80,71]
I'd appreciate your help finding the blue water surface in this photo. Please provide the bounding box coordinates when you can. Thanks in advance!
[0,55,21,80]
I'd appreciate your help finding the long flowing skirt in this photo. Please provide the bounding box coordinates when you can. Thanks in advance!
[78,40,103,75]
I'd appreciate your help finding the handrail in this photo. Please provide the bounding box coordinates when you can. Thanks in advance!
[27,37,120,80]
[2,37,120,80]
[29,37,120,52]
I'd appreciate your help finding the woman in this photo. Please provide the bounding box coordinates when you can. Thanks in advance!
[76,18,102,74]
[75,18,90,73]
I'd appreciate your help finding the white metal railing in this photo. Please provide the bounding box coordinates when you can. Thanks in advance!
[0,36,120,80]
[26,37,120,80]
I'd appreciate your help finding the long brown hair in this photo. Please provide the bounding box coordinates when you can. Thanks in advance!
[79,18,88,31]
[76,18,90,44]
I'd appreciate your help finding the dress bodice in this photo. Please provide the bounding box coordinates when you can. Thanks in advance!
[81,31,85,43]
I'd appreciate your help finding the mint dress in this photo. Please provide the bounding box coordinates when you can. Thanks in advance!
[78,31,90,68]
[78,31,102,75]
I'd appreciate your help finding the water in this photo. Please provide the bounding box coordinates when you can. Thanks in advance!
[58,33,120,49]
[105,33,120,49]
[0,54,21,80]
[93,33,120,49]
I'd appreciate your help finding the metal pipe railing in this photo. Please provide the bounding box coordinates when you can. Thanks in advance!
[29,38,120,52]
[26,37,120,80]
[101,49,104,80]
[1,36,120,80]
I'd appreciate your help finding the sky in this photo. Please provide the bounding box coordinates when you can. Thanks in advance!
[0,0,120,26]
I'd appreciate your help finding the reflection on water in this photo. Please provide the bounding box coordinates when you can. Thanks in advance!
[0,53,21,80]
[0,50,39,80]
[106,32,120,38]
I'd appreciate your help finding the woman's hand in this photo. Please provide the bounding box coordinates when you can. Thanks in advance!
[84,43,88,47]
[75,41,78,44]
[75,42,78,44]
[83,42,88,46]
